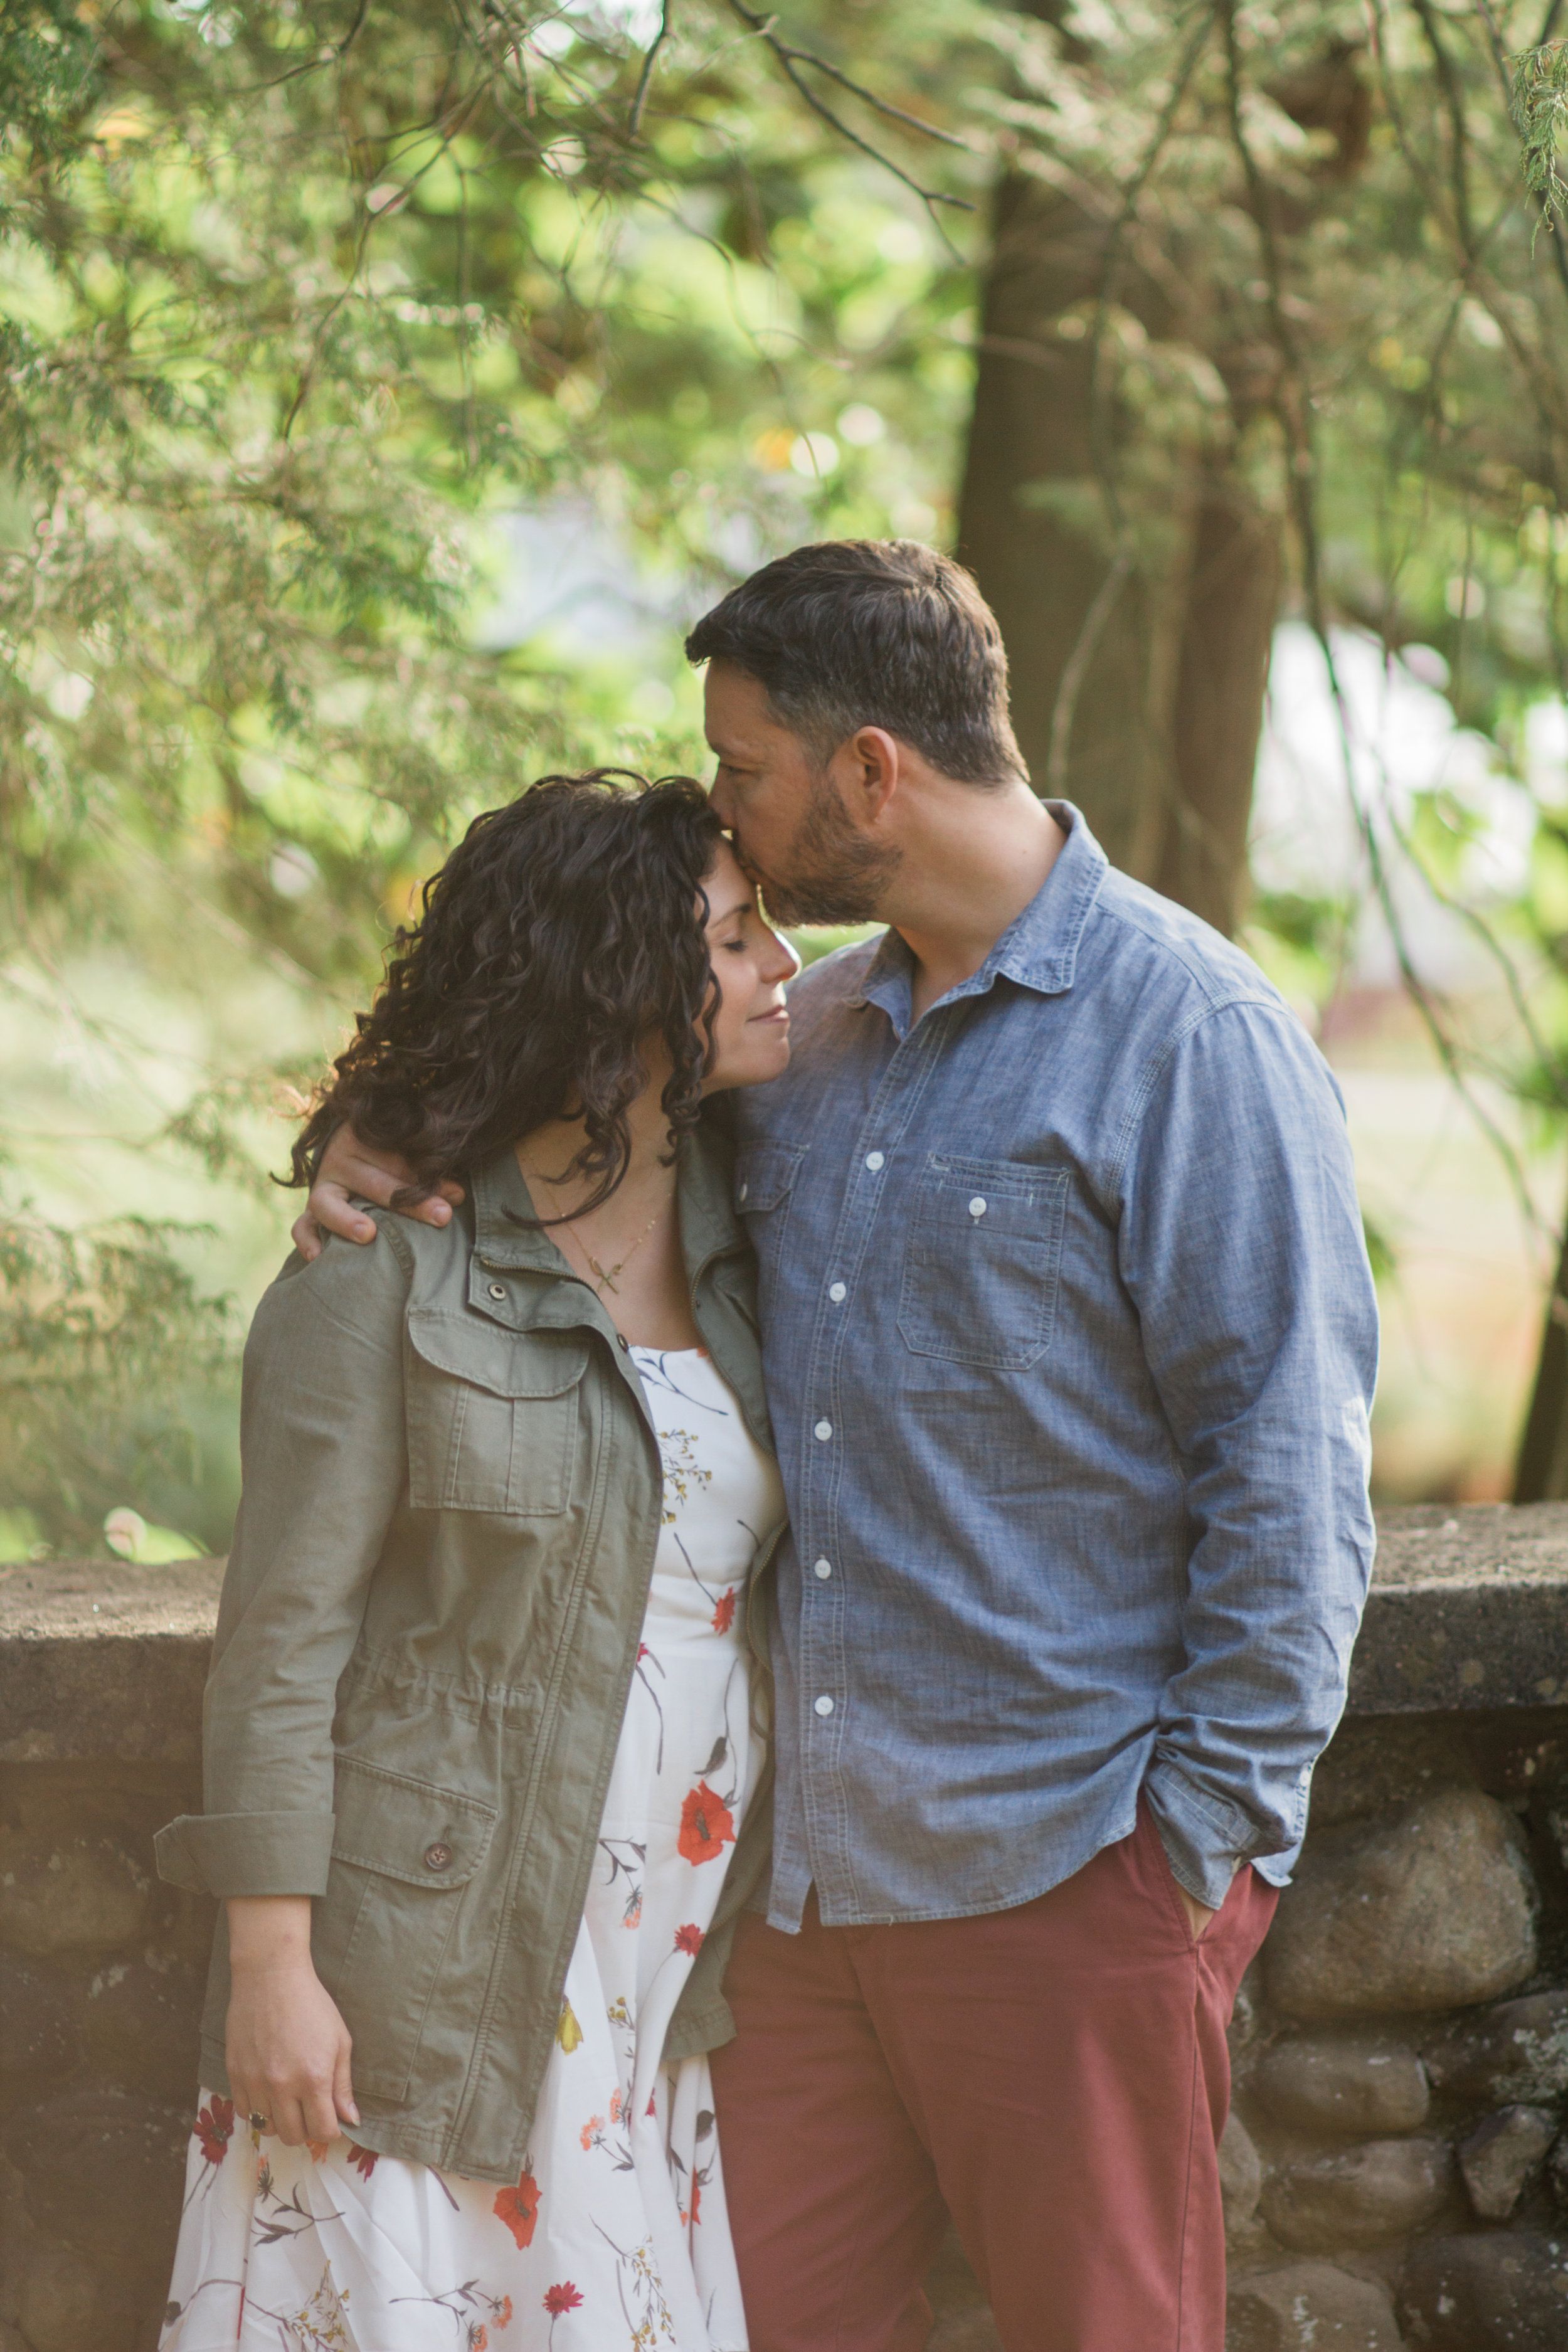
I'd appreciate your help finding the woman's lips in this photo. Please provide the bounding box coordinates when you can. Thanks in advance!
[748,1005,789,1026]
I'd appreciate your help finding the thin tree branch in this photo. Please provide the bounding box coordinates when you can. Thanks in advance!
[628,1,672,136]
[719,0,975,217]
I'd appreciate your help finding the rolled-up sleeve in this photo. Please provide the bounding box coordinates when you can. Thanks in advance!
[1116,1002,1379,1910]
[154,1221,413,1901]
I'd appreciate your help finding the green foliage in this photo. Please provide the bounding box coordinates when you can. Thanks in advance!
[0,1189,235,1552]
[1513,38,1568,231]
[7,0,1568,1537]
[0,0,979,1549]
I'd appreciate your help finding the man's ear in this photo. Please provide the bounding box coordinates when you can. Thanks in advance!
[846,726,901,823]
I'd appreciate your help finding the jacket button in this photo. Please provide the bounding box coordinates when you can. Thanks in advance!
[488,1283,506,1300]
[423,1841,453,1871]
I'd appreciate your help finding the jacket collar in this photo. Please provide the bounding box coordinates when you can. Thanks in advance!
[469,1116,746,1285]
[854,800,1108,1032]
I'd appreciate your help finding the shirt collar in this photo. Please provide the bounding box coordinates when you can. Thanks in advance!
[854,800,1107,1029]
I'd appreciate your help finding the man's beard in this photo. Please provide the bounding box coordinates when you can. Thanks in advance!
[744,768,903,928]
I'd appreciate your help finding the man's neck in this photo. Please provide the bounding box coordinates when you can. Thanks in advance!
[881,787,1067,1023]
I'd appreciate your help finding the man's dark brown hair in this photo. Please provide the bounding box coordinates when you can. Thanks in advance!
[685,539,1027,788]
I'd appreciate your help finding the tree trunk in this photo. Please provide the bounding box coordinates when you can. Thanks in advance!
[955,171,1190,882]
[956,169,1279,939]
[1158,479,1283,936]
[1514,1218,1568,1500]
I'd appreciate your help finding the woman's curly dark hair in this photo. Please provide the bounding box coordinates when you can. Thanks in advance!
[289,771,728,1214]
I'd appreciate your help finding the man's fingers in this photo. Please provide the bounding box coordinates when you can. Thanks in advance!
[290,1211,324,1264]
[406,1193,452,1227]
[304,1177,379,1245]
[436,1179,466,1205]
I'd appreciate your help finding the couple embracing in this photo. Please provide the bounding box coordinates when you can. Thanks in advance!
[154,539,1378,2352]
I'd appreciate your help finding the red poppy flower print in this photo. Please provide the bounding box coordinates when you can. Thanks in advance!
[674,1921,705,1956]
[677,1780,735,1864]
[345,2143,378,2180]
[710,1587,738,1634]
[194,2094,235,2165]
[543,2285,583,2316]
[493,2166,541,2249]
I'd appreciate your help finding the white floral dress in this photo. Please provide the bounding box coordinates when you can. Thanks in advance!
[162,1345,780,2352]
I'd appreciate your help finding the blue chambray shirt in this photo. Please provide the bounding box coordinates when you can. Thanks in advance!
[731,803,1379,1927]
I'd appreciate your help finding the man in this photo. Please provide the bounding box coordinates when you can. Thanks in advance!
[302,539,1378,2351]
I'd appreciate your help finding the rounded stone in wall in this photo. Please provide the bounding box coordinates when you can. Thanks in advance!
[0,1954,82,2097]
[1458,2104,1559,2222]
[1399,2232,1568,2351]
[9,2219,144,2352]
[1260,2136,1454,2250]
[1219,2111,1264,2226]
[3,2089,188,2289]
[1253,2028,1431,2136]
[1226,2259,1403,2350]
[1265,1789,1539,2018]
[80,1954,203,2102]
[0,1820,156,1957]
[1425,1991,1568,2106]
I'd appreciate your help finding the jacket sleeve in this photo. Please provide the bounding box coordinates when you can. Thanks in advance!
[154,1219,414,1900]
[1116,1000,1379,1910]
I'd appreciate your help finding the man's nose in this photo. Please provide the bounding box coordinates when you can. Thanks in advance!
[707,772,735,822]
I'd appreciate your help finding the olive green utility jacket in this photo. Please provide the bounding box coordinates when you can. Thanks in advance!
[155,1123,781,2185]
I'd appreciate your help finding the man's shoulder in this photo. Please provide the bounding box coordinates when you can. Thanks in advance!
[1088,865,1286,1026]
[253,1197,460,1345]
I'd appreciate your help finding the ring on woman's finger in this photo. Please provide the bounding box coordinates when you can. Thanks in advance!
[248,2112,270,2132]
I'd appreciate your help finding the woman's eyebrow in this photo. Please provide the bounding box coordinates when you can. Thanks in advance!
[706,896,755,929]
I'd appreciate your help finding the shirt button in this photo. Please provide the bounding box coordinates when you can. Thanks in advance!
[813,1557,832,1579]
[813,1419,833,1441]
[813,1695,835,1717]
[968,1197,988,1219]
[423,1841,453,1872]
[488,1283,506,1299]
[828,1281,847,1303]
[738,1181,748,1202]
[864,1152,885,1171]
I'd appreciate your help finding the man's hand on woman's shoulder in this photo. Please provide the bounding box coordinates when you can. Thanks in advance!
[292,1125,464,1263]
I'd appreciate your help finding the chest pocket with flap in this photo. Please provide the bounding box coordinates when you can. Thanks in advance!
[405,1309,589,1516]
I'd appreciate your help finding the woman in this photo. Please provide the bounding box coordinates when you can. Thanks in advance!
[155,772,800,2352]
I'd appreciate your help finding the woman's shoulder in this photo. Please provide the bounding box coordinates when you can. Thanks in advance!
[250,1198,473,1355]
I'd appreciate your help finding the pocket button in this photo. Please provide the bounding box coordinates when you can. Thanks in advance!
[968,1197,987,1219]
[423,1841,453,1872]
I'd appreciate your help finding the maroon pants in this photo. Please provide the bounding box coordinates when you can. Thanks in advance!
[711,1800,1276,2352]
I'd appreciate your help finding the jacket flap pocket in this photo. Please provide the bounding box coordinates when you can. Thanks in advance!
[331,1757,497,1888]
[734,1142,807,1214]
[406,1308,589,1398]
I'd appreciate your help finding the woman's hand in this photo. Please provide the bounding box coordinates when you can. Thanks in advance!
[225,1896,359,2148]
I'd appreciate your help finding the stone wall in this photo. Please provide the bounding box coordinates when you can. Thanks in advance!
[5,1507,1568,2352]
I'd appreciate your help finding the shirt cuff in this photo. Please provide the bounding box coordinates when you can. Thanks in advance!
[154,1810,336,1899]
[1142,1760,1251,1912]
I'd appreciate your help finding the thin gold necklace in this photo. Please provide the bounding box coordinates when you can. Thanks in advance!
[522,1168,669,1299]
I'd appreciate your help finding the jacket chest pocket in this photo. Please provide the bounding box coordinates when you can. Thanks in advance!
[312,1757,497,2103]
[898,1157,1069,1370]
[405,1310,589,1515]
